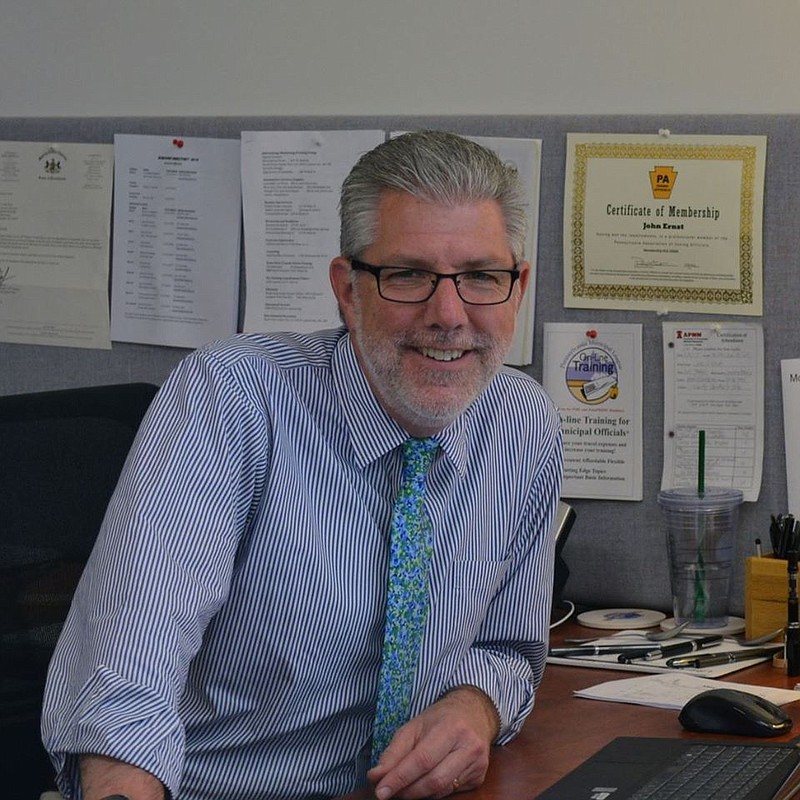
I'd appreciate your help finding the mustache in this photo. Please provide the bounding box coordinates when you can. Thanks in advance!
[397,331,494,351]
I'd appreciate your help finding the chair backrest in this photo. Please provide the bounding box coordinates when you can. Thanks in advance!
[0,382,158,797]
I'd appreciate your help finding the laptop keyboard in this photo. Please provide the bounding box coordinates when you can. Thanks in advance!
[629,743,798,799]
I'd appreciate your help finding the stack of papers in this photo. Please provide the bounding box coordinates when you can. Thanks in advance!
[547,630,781,678]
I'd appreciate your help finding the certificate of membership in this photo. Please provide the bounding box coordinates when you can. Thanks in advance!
[564,133,766,316]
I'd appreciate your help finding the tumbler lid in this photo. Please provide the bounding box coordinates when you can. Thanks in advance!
[657,486,743,511]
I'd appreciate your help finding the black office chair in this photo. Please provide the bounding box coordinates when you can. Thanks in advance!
[0,382,158,798]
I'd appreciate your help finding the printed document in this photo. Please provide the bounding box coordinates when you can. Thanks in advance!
[781,358,800,515]
[543,323,643,500]
[661,322,763,501]
[575,671,799,710]
[468,135,541,366]
[0,141,113,349]
[111,134,242,349]
[241,130,384,335]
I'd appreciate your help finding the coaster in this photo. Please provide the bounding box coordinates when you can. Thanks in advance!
[659,615,746,635]
[576,608,666,630]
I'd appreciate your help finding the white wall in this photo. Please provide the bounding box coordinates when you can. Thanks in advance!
[2,0,798,117]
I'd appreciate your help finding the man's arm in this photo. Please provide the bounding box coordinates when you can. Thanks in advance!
[79,755,166,800]
[367,685,499,800]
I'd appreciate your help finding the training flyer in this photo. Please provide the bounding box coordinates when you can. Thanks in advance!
[543,323,643,501]
[563,132,766,316]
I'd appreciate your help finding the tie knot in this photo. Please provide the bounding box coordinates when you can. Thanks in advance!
[402,437,438,475]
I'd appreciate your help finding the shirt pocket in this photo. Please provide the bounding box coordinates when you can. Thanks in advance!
[431,558,510,642]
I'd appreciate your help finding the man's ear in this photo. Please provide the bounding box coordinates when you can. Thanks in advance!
[514,260,531,312]
[330,256,356,322]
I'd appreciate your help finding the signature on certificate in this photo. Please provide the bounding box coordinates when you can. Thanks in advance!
[632,257,701,271]
[0,265,14,293]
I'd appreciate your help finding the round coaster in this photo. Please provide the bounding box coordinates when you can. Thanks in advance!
[659,615,746,635]
[576,608,666,630]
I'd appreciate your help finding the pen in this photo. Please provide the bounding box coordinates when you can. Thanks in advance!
[548,644,668,657]
[617,635,723,663]
[665,646,783,669]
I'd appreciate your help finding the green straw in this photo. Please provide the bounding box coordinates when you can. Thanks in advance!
[694,429,707,620]
[698,429,705,498]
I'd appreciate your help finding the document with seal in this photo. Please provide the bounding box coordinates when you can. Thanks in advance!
[0,140,113,349]
[564,132,766,315]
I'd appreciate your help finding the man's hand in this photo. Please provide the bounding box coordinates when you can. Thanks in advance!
[80,754,166,800]
[367,685,500,800]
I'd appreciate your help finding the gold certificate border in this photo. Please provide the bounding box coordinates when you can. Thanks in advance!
[570,143,756,305]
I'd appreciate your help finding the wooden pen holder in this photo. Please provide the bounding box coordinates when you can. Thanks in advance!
[745,554,788,639]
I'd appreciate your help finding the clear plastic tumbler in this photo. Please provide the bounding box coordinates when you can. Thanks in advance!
[657,487,744,628]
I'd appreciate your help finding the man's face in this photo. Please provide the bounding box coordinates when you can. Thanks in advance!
[330,191,529,436]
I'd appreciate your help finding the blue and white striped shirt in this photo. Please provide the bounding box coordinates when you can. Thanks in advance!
[42,327,563,800]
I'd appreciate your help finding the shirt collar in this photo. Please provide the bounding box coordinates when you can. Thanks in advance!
[331,331,470,476]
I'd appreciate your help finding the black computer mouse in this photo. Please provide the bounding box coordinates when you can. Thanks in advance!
[678,688,793,738]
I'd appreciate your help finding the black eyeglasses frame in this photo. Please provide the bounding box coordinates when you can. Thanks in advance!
[349,258,520,306]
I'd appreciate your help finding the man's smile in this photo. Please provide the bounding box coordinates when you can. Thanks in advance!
[418,346,467,362]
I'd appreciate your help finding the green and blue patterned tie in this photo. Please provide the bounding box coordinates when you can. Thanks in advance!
[371,437,439,763]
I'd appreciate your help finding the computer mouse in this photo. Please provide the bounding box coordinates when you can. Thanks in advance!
[678,688,793,738]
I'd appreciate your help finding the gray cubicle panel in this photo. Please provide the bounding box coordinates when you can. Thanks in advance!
[0,114,795,616]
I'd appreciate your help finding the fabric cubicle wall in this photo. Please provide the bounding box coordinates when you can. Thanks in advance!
[0,113,796,615]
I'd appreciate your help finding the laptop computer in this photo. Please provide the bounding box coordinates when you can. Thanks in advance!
[550,500,575,618]
[537,736,800,800]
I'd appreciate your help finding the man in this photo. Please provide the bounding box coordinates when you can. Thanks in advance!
[42,130,563,800]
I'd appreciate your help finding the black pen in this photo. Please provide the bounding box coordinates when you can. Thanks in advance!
[548,644,669,657]
[617,635,723,663]
[666,646,783,669]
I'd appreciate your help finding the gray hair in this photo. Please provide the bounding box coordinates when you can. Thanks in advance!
[339,130,528,263]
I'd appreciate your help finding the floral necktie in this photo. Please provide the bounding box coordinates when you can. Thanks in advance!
[371,437,439,763]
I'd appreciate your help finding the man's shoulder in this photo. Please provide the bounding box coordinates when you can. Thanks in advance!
[492,365,550,400]
[480,366,559,427]
[197,327,347,372]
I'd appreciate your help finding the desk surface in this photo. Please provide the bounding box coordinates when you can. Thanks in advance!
[339,618,800,799]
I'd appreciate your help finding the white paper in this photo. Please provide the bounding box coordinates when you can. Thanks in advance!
[574,671,799,710]
[543,323,643,500]
[781,358,800,516]
[111,134,241,349]
[463,136,541,366]
[0,141,113,349]
[661,322,764,501]
[241,130,384,334]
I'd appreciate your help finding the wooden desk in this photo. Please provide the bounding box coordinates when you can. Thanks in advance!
[340,619,800,799]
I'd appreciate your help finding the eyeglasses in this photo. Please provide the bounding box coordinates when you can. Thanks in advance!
[350,259,520,305]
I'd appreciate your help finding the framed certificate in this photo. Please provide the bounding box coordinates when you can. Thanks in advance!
[564,133,766,316]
